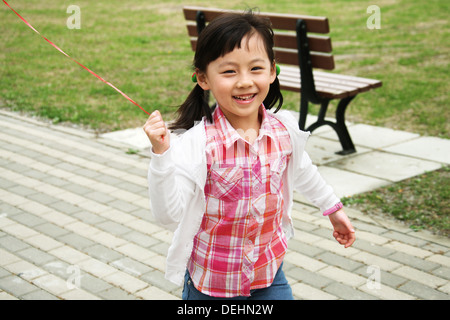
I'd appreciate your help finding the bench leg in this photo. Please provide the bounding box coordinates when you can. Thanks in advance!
[334,96,356,155]
[305,99,330,132]
[300,96,357,155]
[298,96,308,131]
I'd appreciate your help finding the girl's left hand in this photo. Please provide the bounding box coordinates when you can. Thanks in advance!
[328,209,356,248]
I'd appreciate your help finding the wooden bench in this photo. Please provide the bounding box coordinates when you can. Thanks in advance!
[183,6,382,154]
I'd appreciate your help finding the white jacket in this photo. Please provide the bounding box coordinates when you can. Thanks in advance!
[148,110,340,285]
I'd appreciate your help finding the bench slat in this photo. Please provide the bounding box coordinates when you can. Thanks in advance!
[274,33,332,53]
[279,80,350,99]
[280,71,376,92]
[275,48,335,70]
[278,66,381,99]
[183,6,329,33]
[188,24,332,53]
[278,77,355,97]
[280,66,381,88]
[314,71,382,88]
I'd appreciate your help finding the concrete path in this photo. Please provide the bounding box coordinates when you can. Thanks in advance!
[0,109,449,300]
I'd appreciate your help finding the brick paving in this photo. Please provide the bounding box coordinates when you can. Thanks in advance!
[0,110,449,300]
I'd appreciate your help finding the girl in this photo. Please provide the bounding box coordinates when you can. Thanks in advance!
[143,11,355,300]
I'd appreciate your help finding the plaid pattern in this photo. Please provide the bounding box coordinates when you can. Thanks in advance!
[187,106,292,298]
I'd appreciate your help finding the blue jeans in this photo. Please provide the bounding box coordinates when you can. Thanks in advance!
[182,263,294,300]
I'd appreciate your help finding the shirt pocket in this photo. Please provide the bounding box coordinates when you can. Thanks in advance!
[269,156,288,194]
[209,165,244,202]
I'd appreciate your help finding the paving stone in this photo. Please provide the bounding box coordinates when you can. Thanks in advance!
[392,266,448,289]
[285,267,334,289]
[17,247,55,265]
[84,244,123,263]
[43,260,72,280]
[0,235,30,253]
[354,265,408,289]
[329,151,442,183]
[102,271,148,293]
[111,257,153,277]
[323,282,377,300]
[136,285,180,300]
[34,222,69,239]
[57,233,95,251]
[76,273,113,294]
[0,275,39,297]
[398,280,450,300]
[318,266,367,287]
[383,136,450,164]
[358,282,415,300]
[122,230,160,248]
[21,289,59,300]
[387,251,440,271]
[140,269,180,293]
[59,288,102,300]
[318,165,389,197]
[292,282,339,300]
[316,251,364,271]
[32,273,72,296]
[97,287,138,300]
[352,239,396,257]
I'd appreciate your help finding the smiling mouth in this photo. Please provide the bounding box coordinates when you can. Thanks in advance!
[233,94,256,101]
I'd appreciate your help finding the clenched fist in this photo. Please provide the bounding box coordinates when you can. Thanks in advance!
[143,110,170,154]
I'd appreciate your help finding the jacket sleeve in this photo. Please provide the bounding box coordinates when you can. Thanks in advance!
[294,150,340,213]
[147,144,197,227]
[147,123,207,229]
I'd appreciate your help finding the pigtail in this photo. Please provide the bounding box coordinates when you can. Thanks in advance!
[265,77,283,113]
[169,84,213,131]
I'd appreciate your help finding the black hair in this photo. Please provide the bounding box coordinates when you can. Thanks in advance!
[169,10,283,131]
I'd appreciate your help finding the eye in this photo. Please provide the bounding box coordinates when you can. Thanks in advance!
[222,70,235,74]
[251,66,264,71]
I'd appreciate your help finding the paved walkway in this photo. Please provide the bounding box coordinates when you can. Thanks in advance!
[0,109,449,300]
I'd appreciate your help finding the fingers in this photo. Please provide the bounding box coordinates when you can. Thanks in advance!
[145,111,165,134]
[143,110,170,154]
[328,210,356,248]
[333,230,356,248]
[144,111,165,134]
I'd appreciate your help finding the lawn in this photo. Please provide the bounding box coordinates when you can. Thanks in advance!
[1,0,448,136]
[342,166,449,237]
[1,0,449,234]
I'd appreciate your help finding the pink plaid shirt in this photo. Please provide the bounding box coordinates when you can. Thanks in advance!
[187,105,292,297]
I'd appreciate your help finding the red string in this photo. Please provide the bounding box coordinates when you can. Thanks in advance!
[3,0,150,115]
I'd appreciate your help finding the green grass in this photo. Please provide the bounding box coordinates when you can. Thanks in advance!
[1,0,449,233]
[343,166,450,236]
[1,0,448,136]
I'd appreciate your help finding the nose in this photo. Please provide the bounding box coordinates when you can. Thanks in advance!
[236,72,253,88]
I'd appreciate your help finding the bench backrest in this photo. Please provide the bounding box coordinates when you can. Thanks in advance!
[183,6,335,71]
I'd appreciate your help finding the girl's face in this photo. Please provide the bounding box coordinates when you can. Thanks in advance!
[197,33,276,129]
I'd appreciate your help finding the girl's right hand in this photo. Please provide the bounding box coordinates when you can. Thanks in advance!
[143,110,170,154]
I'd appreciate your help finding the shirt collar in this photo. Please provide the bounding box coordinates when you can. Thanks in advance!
[212,104,278,149]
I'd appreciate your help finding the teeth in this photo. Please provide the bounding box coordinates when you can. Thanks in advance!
[234,94,255,100]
